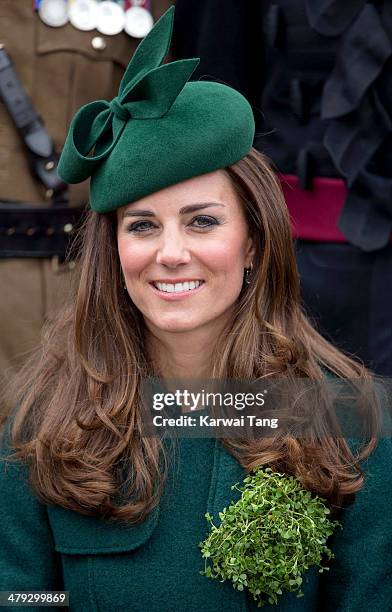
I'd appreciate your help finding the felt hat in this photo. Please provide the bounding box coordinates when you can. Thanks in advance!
[58,6,255,213]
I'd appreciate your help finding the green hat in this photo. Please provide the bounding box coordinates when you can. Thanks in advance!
[58,6,255,213]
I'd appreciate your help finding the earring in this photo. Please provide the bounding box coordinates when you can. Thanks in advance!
[244,261,253,284]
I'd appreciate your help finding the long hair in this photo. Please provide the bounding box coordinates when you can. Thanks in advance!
[0,148,380,523]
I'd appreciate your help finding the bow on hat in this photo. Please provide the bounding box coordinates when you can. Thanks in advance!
[58,7,199,184]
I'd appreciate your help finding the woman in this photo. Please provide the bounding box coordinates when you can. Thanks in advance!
[0,7,391,611]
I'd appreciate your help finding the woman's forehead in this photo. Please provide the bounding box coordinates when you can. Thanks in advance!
[118,170,239,218]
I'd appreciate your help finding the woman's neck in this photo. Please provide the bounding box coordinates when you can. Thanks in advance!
[146,328,220,379]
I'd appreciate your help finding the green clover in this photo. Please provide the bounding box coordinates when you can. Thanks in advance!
[199,467,340,607]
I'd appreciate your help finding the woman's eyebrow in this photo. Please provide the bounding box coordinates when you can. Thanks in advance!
[122,202,225,218]
[123,210,155,218]
[179,202,225,214]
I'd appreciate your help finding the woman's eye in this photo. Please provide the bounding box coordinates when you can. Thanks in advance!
[191,215,219,228]
[126,215,219,233]
[127,220,155,232]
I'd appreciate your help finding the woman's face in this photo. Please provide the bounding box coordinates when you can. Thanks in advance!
[117,170,255,336]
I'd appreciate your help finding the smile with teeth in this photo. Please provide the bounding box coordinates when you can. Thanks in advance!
[153,280,204,293]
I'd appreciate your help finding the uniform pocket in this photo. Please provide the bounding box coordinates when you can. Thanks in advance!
[35,18,136,70]
[33,18,138,140]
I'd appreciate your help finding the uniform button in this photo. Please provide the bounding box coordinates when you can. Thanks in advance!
[92,36,106,51]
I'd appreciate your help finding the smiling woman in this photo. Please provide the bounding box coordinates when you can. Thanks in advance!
[0,6,391,612]
[117,171,254,358]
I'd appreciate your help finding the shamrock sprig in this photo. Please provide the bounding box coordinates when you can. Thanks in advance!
[199,467,340,607]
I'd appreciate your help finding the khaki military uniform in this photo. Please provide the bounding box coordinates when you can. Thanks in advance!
[0,0,174,411]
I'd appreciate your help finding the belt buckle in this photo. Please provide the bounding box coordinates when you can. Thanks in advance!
[51,255,77,274]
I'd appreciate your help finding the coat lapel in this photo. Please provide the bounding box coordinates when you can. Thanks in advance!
[206,438,247,522]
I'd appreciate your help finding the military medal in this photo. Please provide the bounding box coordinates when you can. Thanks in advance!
[96,1,125,35]
[124,0,153,38]
[68,0,98,31]
[38,0,69,27]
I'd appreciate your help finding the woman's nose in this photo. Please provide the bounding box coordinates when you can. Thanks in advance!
[155,227,192,267]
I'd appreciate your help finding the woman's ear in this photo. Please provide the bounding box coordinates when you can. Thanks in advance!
[245,236,256,268]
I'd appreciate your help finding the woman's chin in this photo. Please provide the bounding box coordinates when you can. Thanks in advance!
[147,316,204,334]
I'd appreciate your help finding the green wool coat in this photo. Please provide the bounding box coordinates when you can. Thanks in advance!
[0,424,391,612]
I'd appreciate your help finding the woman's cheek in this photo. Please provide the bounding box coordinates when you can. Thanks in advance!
[202,239,245,273]
[118,240,151,277]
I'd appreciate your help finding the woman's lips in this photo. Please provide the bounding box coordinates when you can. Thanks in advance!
[149,281,205,300]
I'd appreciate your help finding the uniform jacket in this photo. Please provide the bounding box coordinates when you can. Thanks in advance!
[0,424,391,612]
[0,0,174,207]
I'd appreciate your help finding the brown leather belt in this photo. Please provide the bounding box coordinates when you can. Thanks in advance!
[0,201,86,258]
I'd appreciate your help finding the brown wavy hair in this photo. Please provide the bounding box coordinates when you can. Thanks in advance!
[0,148,380,523]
